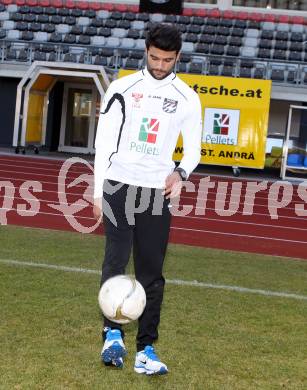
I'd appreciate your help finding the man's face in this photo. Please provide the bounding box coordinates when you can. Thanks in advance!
[146,46,180,80]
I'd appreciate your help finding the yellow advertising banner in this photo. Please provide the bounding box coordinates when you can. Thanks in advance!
[118,70,272,169]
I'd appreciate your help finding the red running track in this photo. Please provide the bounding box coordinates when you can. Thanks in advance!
[0,154,307,260]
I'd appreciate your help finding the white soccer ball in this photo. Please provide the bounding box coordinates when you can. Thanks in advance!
[98,275,146,324]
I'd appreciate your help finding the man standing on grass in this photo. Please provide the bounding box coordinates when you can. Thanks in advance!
[93,23,202,375]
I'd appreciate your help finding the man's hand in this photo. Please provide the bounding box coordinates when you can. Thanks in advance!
[162,172,183,199]
[93,197,103,220]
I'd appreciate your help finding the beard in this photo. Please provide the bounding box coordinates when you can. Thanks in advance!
[147,62,175,80]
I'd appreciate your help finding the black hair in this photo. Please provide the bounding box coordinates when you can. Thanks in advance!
[145,23,182,53]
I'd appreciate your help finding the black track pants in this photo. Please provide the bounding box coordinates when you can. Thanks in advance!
[100,180,171,351]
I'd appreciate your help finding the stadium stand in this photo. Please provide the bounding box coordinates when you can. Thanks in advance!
[0,0,307,85]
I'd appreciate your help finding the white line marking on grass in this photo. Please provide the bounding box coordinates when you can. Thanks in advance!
[1,259,307,301]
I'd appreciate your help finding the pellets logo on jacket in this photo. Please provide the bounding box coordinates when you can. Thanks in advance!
[139,117,160,143]
[163,98,178,113]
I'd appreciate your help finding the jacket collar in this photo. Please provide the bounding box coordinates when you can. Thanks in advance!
[142,67,176,88]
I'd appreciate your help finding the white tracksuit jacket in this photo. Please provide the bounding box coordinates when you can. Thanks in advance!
[94,67,202,199]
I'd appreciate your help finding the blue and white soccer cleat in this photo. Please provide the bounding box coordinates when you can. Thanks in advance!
[134,345,168,375]
[101,328,126,368]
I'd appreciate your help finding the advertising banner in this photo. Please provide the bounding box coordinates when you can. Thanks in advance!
[118,70,272,169]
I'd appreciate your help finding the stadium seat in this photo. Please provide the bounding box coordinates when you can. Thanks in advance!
[84,9,96,18]
[110,11,122,20]
[273,50,287,60]
[56,24,70,34]
[131,20,145,30]
[6,48,17,60]
[58,8,70,16]
[291,24,304,33]
[64,16,77,25]
[37,14,49,23]
[11,13,23,22]
[276,23,290,32]
[220,18,233,28]
[274,40,288,50]
[33,50,47,61]
[231,28,244,37]
[233,19,247,29]
[290,32,303,42]
[221,65,234,76]
[84,26,97,36]
[71,9,83,18]
[186,34,198,44]
[44,24,56,33]
[211,44,225,55]
[120,38,135,49]
[64,52,77,62]
[18,49,28,61]
[97,10,109,19]
[124,12,136,21]
[150,13,164,23]
[239,67,252,78]
[199,34,214,44]
[2,20,15,30]
[261,30,274,40]
[226,46,240,56]
[258,48,271,59]
[78,35,90,45]
[275,31,288,41]
[181,42,194,53]
[228,36,242,46]
[286,69,297,83]
[0,11,10,21]
[288,51,302,62]
[259,39,272,49]
[129,50,144,60]
[105,19,117,29]
[71,25,83,34]
[118,20,130,29]
[244,37,258,48]
[262,22,275,31]
[241,46,257,57]
[94,55,108,66]
[202,25,215,35]
[0,29,6,39]
[49,32,62,42]
[105,37,120,48]
[125,57,139,69]
[98,27,111,37]
[271,69,285,81]
[63,33,76,44]
[34,31,48,42]
[118,48,129,58]
[91,18,103,28]
[78,16,90,26]
[111,28,127,38]
[188,25,201,34]
[289,42,303,51]
[215,35,227,45]
[208,64,219,75]
[91,35,105,46]
[195,44,209,54]
[48,51,57,61]
[7,29,20,39]
[246,28,260,38]
[254,67,265,79]
[50,15,63,24]
[135,39,145,50]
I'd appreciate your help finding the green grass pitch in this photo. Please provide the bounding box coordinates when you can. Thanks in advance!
[0,225,306,389]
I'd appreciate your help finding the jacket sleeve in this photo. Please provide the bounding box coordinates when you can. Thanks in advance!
[94,81,121,200]
[177,92,202,177]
